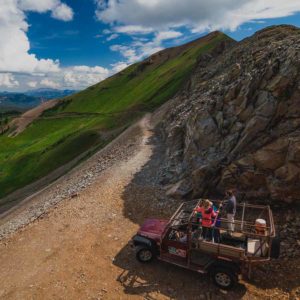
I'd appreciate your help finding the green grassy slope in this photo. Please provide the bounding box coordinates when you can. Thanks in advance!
[0,32,232,206]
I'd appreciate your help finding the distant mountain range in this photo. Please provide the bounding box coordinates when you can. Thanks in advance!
[0,88,77,111]
[25,88,78,99]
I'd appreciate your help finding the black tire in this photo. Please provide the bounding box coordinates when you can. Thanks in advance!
[270,236,281,259]
[135,246,154,263]
[211,268,237,289]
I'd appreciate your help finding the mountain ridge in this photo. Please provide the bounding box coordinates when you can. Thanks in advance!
[0,31,233,208]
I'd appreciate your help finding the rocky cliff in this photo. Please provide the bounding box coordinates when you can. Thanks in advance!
[160,25,300,203]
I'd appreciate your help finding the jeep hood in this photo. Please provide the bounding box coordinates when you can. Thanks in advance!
[138,218,168,240]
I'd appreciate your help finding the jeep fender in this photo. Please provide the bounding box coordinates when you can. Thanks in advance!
[132,235,159,255]
[208,259,241,275]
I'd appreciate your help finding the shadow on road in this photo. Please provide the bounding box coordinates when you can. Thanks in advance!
[121,129,175,225]
[113,242,247,299]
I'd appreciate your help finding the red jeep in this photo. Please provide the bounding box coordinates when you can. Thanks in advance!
[131,199,280,289]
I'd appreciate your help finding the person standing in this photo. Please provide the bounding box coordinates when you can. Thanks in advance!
[195,199,218,241]
[224,189,236,235]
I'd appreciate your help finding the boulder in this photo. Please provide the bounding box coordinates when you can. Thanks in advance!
[287,139,300,162]
[165,179,192,199]
[253,138,289,171]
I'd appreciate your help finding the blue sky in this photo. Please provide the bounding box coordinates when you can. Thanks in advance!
[27,0,114,69]
[1,0,300,92]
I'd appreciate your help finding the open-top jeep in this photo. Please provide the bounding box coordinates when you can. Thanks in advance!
[131,199,280,289]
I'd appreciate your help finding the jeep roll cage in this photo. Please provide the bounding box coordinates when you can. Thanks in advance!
[161,199,276,264]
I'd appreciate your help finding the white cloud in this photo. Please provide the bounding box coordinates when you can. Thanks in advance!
[110,41,163,64]
[0,73,19,88]
[111,61,129,73]
[248,20,266,24]
[19,0,73,21]
[107,33,119,41]
[0,0,73,75]
[19,0,59,12]
[114,25,153,34]
[97,0,300,68]
[63,66,110,88]
[109,31,182,64]
[3,64,125,92]
[95,0,107,11]
[27,81,38,88]
[40,78,61,89]
[96,0,300,33]
[102,29,112,34]
[51,3,74,21]
[110,45,139,63]
[71,65,109,74]
[155,30,182,42]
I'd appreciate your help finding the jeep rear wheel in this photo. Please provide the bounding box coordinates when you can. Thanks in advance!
[136,246,154,263]
[211,268,237,289]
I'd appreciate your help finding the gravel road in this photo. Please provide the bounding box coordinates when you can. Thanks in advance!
[0,114,299,300]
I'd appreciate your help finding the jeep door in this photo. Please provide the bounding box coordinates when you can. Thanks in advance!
[160,228,188,265]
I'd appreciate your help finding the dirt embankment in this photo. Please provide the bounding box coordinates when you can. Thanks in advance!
[0,114,299,300]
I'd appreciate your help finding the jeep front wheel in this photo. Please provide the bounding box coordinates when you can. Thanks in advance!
[136,246,154,263]
[211,268,237,289]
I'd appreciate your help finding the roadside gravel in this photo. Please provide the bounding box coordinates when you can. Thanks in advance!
[0,115,154,239]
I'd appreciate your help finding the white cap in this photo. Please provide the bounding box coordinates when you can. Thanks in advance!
[255,219,266,226]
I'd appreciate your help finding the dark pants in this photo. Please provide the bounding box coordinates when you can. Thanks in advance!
[202,227,212,240]
[213,228,221,243]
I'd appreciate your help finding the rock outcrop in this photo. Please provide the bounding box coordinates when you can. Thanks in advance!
[160,25,300,203]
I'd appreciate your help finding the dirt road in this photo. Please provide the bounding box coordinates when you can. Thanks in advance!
[0,115,299,300]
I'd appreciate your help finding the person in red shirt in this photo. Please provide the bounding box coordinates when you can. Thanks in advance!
[194,199,218,241]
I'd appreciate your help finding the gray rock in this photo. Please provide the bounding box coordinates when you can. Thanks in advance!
[159,25,300,203]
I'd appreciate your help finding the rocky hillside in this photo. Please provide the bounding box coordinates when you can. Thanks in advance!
[160,25,300,203]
